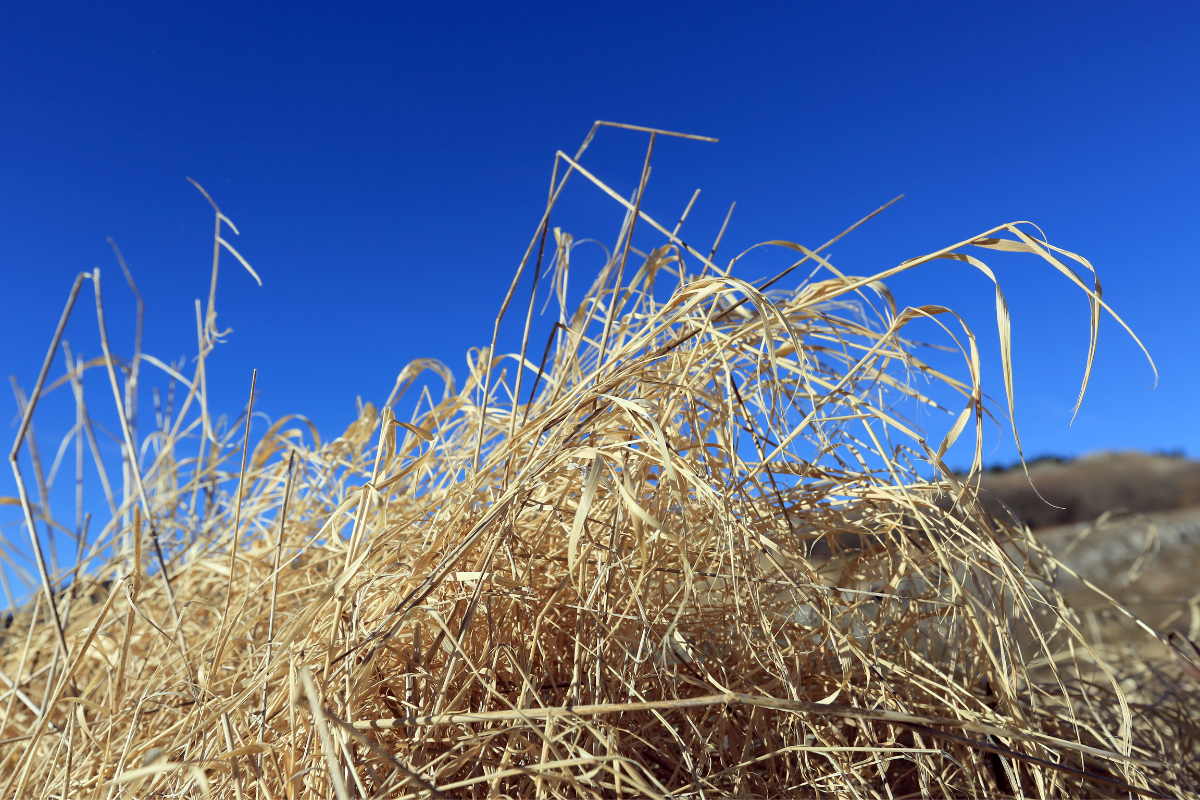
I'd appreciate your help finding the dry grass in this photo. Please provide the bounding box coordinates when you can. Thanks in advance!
[2,121,1197,798]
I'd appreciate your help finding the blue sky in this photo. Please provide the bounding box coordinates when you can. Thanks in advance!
[2,0,1197,507]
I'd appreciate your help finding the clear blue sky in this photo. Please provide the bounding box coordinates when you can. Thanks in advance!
[2,0,1196,491]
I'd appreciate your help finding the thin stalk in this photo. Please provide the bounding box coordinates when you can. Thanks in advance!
[8,273,86,669]
[62,341,119,521]
[699,200,735,279]
[61,513,90,629]
[672,188,702,292]
[507,155,559,447]
[0,592,43,733]
[598,131,655,368]
[300,667,351,800]
[211,368,257,682]
[108,239,144,452]
[260,450,296,743]
[10,381,57,574]
[71,345,85,556]
[472,153,578,471]
[92,268,185,633]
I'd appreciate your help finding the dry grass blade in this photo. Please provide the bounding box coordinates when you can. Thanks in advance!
[1,123,1194,799]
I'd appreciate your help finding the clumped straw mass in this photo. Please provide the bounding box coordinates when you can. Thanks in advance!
[2,122,1197,798]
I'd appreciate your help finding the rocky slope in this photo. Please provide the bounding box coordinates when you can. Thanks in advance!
[980,451,1200,648]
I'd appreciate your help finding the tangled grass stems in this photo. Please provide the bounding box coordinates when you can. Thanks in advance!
[1,121,1196,798]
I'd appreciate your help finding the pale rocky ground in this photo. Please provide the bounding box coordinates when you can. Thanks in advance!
[1040,506,1200,640]
[981,452,1200,656]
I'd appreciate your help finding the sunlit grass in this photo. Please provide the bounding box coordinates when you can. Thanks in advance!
[1,122,1193,798]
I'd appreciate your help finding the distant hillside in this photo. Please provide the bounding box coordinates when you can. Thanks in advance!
[973,451,1200,528]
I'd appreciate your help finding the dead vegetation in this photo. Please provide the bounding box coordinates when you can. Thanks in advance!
[977,451,1200,529]
[2,122,1197,798]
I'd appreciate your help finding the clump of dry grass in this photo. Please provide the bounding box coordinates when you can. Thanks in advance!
[2,122,1197,799]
